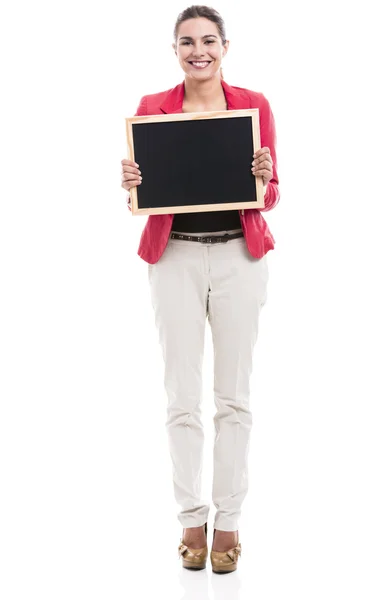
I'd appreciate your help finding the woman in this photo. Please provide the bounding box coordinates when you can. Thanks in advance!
[121,5,279,574]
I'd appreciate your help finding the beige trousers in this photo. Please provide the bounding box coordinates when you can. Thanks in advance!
[148,228,269,531]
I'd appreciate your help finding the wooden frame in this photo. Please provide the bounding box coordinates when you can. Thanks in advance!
[125,109,264,216]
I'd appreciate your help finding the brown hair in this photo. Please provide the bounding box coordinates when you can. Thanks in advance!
[173,5,227,78]
[173,5,227,44]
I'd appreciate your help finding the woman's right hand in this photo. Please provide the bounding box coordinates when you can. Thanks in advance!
[121,159,142,192]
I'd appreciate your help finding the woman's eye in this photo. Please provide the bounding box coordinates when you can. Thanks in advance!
[181,40,215,45]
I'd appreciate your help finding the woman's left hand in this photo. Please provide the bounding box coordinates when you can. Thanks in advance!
[252,147,273,185]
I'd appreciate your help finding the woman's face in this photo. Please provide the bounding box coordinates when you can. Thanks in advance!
[173,17,229,81]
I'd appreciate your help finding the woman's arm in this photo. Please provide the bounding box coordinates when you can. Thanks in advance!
[126,96,148,211]
[257,95,280,212]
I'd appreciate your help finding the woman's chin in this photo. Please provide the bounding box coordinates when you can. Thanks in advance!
[184,66,220,80]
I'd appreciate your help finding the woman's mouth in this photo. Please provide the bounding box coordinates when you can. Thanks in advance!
[188,61,212,69]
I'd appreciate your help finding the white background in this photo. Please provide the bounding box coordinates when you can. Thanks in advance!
[1,0,381,598]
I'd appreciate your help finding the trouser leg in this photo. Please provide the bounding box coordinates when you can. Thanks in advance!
[207,238,269,531]
[148,239,210,528]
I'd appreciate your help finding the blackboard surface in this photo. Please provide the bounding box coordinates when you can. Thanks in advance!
[132,116,256,210]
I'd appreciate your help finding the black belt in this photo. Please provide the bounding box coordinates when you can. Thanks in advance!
[170,231,244,244]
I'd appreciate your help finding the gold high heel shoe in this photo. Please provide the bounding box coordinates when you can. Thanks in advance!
[178,522,208,570]
[210,528,242,574]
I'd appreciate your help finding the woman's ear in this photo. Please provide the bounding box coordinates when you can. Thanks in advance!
[223,40,230,57]
[172,42,177,56]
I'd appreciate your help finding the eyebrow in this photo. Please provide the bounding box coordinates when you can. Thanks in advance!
[179,35,218,40]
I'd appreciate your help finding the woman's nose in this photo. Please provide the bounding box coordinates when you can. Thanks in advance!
[191,43,205,57]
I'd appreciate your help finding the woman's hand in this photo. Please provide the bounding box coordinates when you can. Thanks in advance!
[251,147,273,186]
[121,159,142,191]
[121,159,142,211]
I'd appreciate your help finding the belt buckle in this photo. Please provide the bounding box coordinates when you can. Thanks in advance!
[200,233,230,244]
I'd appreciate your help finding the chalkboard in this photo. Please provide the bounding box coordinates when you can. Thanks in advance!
[125,109,264,215]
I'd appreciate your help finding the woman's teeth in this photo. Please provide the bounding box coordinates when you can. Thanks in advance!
[190,61,210,68]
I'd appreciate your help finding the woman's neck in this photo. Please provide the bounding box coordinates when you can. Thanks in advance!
[183,74,225,109]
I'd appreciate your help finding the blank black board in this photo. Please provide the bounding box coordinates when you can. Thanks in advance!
[125,109,264,215]
[131,116,257,210]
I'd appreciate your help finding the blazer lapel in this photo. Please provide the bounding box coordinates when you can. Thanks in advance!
[220,79,252,110]
[159,83,185,114]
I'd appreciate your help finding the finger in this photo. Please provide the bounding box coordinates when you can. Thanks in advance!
[122,165,141,176]
[258,154,272,165]
[121,181,141,192]
[252,155,272,167]
[252,168,272,178]
[121,159,140,168]
[121,179,141,191]
[121,180,141,191]
[122,171,142,183]
[253,159,272,169]
[252,164,272,173]
[252,160,273,172]
[253,147,270,159]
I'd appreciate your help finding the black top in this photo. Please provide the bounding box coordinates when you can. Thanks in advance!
[172,209,242,233]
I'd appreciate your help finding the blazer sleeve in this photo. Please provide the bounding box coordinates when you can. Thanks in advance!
[134,95,148,117]
[258,94,280,212]
[127,96,148,211]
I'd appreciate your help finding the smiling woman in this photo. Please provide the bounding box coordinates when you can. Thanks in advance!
[173,5,228,82]
[120,4,280,576]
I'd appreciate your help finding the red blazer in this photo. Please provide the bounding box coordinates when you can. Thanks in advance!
[130,79,280,264]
